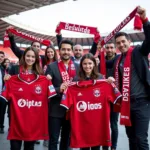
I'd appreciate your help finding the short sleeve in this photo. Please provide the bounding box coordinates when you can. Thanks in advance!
[48,80,57,98]
[1,81,11,102]
[107,83,122,104]
[60,88,73,109]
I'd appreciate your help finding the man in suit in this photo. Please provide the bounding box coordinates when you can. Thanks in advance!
[0,51,6,133]
[46,40,79,150]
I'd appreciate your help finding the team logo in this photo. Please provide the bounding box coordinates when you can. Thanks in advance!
[93,89,100,97]
[76,101,87,112]
[71,64,75,70]
[77,92,82,96]
[35,85,42,94]
[18,88,23,91]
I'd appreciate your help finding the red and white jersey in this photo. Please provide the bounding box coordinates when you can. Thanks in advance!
[1,74,56,141]
[61,80,121,148]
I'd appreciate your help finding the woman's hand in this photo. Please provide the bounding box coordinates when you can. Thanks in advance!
[4,74,11,81]
[106,76,115,84]
[46,74,52,80]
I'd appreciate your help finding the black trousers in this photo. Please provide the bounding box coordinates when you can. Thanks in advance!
[81,146,100,150]
[10,140,35,150]
[103,104,119,150]
[125,98,150,150]
[0,98,7,128]
[48,116,70,150]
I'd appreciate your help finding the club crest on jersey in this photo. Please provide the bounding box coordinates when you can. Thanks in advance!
[35,85,42,94]
[93,89,100,97]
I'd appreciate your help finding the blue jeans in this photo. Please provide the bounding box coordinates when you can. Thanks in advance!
[48,116,70,150]
[103,104,119,150]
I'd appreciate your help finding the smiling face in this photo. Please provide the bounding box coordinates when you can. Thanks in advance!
[46,48,55,60]
[115,35,131,53]
[59,43,72,61]
[73,45,83,59]
[105,43,116,58]
[24,50,36,68]
[82,58,95,76]
[31,42,41,53]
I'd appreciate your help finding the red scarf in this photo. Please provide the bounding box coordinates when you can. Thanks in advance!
[99,7,138,77]
[114,47,133,126]
[56,22,97,35]
[57,60,76,83]
[4,28,52,47]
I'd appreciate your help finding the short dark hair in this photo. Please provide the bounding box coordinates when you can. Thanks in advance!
[0,51,5,55]
[114,32,130,41]
[30,41,41,47]
[105,40,115,48]
[59,40,73,50]
[78,53,100,80]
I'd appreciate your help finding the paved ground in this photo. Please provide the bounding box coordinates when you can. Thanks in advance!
[0,114,150,150]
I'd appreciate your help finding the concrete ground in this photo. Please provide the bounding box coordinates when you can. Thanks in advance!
[0,114,150,150]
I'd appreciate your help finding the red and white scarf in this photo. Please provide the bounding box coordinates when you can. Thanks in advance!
[56,22,97,35]
[114,47,133,126]
[99,7,138,77]
[4,28,52,47]
[57,60,76,83]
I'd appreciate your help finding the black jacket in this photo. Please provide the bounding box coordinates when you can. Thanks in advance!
[107,21,150,97]
[45,61,79,118]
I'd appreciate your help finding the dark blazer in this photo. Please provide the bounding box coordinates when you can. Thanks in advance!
[45,61,79,118]
[9,36,45,66]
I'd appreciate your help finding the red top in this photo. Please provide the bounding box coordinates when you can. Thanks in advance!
[61,80,121,148]
[1,74,56,141]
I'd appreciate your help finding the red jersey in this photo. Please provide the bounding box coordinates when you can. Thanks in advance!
[1,74,56,141]
[61,80,121,148]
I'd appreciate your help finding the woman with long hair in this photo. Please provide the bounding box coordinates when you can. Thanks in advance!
[43,45,58,73]
[2,58,11,74]
[2,47,55,150]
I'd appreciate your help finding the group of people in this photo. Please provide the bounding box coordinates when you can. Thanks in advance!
[0,6,149,150]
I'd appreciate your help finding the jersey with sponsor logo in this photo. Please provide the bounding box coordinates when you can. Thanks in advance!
[61,80,121,148]
[1,74,56,140]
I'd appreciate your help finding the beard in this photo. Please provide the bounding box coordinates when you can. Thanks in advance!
[61,54,71,61]
[74,54,82,59]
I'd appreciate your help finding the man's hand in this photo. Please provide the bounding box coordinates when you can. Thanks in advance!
[6,26,14,37]
[60,82,68,93]
[137,6,146,20]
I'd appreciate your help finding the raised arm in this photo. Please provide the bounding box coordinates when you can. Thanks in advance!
[137,7,150,55]
[7,26,24,59]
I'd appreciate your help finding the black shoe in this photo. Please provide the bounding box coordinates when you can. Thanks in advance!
[0,128,4,134]
[35,140,40,144]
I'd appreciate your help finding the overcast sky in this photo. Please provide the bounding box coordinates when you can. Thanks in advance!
[4,0,150,38]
